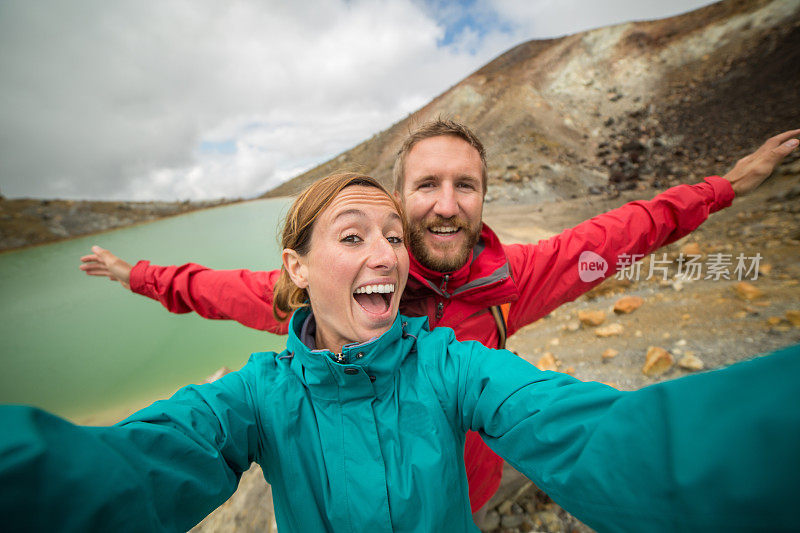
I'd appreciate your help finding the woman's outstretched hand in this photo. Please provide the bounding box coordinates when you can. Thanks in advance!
[79,245,133,290]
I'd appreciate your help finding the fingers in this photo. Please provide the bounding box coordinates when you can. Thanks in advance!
[768,128,800,146]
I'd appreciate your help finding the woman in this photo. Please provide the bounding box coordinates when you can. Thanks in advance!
[1,173,799,532]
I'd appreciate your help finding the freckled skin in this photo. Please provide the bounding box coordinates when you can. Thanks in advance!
[291,187,409,353]
[400,136,484,272]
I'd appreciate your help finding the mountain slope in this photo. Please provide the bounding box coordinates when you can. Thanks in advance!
[262,0,800,201]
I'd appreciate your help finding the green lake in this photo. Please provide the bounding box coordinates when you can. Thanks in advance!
[0,198,291,421]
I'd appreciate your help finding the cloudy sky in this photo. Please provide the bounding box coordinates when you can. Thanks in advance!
[0,0,717,201]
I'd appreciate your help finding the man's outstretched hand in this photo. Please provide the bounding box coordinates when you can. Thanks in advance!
[723,129,800,195]
[80,246,133,290]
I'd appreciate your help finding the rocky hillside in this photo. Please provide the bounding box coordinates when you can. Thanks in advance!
[262,0,800,202]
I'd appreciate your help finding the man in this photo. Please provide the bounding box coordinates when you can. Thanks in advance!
[81,120,800,514]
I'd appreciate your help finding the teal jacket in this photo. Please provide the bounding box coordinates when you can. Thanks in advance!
[1,308,799,532]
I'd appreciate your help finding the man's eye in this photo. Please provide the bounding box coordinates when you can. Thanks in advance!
[418,182,435,189]
[341,234,362,243]
[457,182,476,190]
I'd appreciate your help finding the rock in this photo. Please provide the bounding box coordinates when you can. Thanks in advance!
[643,346,674,377]
[534,511,564,533]
[564,366,575,375]
[536,352,559,371]
[578,309,606,326]
[602,348,619,360]
[680,242,702,256]
[497,499,513,516]
[595,323,624,337]
[733,282,765,300]
[678,353,704,371]
[614,296,644,314]
[500,514,523,528]
[786,310,800,327]
[478,510,500,531]
[548,337,560,346]
[564,321,581,332]
[767,316,784,326]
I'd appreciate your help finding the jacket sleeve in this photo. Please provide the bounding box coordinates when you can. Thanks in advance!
[503,176,734,335]
[454,340,800,531]
[0,367,263,532]
[129,261,289,334]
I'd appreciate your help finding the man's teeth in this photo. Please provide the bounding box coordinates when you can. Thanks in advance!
[430,226,458,234]
[354,284,395,295]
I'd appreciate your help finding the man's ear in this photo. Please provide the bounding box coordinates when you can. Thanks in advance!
[282,248,309,289]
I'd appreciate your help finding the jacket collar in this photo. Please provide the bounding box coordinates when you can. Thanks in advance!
[405,223,518,305]
[285,307,427,400]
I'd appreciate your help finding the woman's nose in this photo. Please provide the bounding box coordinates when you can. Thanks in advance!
[367,237,397,270]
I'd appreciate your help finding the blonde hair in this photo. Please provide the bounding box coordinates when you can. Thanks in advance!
[273,172,406,322]
[392,118,487,193]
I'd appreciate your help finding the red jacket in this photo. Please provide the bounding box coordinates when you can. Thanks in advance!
[130,176,735,510]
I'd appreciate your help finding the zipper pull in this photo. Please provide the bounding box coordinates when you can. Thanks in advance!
[441,274,450,293]
[435,301,444,320]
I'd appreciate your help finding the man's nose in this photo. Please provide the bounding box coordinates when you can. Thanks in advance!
[433,184,458,219]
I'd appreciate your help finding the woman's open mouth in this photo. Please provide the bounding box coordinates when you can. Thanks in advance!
[353,283,395,315]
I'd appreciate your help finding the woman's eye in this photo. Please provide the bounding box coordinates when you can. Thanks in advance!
[387,236,403,244]
[341,234,362,243]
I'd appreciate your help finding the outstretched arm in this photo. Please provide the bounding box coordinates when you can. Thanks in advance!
[505,129,799,334]
[454,341,800,531]
[80,246,288,334]
[0,367,261,531]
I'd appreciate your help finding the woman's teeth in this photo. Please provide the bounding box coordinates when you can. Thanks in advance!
[353,284,395,295]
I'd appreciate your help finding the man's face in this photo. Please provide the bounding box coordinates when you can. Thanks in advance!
[399,135,484,272]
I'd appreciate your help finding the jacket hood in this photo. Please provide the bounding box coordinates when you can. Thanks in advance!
[285,307,428,399]
[405,223,519,307]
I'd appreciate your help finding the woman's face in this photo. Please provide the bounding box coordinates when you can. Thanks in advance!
[285,185,409,353]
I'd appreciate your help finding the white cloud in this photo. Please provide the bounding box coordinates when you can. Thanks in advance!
[0,0,716,200]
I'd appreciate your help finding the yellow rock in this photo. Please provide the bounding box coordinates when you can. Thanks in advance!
[786,310,800,327]
[595,323,624,337]
[678,354,704,371]
[613,296,644,314]
[642,346,674,377]
[578,310,606,327]
[602,348,619,360]
[680,242,702,256]
[536,352,558,372]
[767,316,784,326]
[733,281,764,300]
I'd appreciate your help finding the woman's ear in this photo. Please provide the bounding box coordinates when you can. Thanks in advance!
[282,248,309,289]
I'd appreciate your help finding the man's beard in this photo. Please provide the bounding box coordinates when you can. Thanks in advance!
[407,215,481,273]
